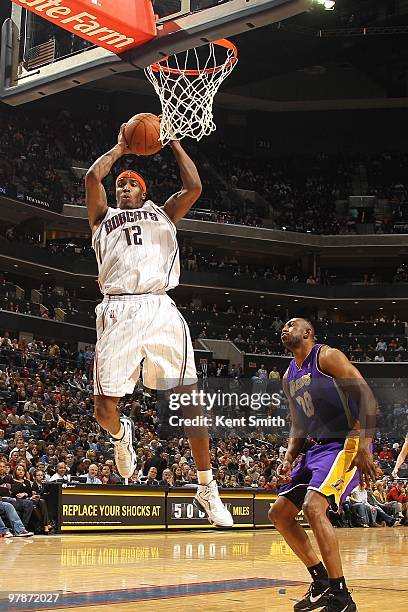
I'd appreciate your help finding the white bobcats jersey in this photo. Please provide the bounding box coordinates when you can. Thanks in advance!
[92,201,179,295]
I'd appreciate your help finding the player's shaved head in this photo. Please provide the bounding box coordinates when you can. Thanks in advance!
[281,318,315,351]
[298,318,315,337]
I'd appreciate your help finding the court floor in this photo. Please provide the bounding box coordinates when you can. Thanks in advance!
[0,528,406,611]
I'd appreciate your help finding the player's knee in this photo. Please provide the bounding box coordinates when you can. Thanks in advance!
[269,499,288,529]
[268,503,279,526]
[302,498,321,524]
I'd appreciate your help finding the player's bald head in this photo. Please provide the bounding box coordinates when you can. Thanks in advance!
[281,318,315,350]
[297,318,315,338]
[284,317,315,335]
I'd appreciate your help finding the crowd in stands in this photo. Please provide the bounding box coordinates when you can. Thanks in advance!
[1,107,407,234]
[0,111,65,206]
[180,245,309,283]
[198,142,408,234]
[0,273,81,323]
[179,243,408,285]
[330,478,408,528]
[184,304,408,362]
[0,330,407,536]
[2,221,408,287]
[394,262,408,283]
[366,152,408,233]
[211,145,352,234]
[1,265,407,362]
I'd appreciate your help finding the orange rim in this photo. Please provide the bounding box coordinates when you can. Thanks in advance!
[149,38,238,76]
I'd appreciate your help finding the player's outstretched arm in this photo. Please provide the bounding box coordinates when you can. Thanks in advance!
[164,141,202,224]
[318,346,377,483]
[85,124,129,231]
[392,435,408,477]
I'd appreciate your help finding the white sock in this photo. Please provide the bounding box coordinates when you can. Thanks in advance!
[197,470,213,486]
[111,422,124,440]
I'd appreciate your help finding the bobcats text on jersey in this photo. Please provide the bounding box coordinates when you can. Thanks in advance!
[104,209,159,235]
[92,201,179,296]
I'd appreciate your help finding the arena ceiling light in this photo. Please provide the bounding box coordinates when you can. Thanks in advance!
[315,0,336,9]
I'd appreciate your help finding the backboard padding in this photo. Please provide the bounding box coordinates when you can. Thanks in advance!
[1,0,312,105]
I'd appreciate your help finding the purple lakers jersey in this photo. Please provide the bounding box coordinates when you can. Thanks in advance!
[287,344,358,441]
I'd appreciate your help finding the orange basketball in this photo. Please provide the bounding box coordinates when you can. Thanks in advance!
[124,113,162,156]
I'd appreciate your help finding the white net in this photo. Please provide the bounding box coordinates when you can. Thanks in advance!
[144,40,238,145]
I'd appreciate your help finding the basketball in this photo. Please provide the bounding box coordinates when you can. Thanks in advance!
[124,112,162,156]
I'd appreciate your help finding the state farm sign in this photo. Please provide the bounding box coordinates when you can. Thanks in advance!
[12,0,156,53]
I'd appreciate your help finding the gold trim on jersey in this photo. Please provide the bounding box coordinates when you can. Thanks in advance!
[313,437,359,503]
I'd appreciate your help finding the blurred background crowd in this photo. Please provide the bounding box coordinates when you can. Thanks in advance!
[0,332,407,535]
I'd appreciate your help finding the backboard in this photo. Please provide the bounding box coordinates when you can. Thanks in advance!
[1,0,312,105]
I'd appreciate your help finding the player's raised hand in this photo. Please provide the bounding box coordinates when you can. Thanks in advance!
[391,466,398,478]
[117,123,130,153]
[350,446,377,484]
[277,460,292,485]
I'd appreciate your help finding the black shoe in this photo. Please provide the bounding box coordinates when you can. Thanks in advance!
[320,592,357,611]
[294,581,330,611]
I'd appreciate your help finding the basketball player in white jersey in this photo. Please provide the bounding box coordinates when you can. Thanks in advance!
[85,124,233,527]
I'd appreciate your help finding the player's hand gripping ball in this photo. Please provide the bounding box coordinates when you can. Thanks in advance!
[123,113,163,156]
[118,123,130,153]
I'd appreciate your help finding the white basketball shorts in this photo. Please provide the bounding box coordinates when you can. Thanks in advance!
[93,293,197,396]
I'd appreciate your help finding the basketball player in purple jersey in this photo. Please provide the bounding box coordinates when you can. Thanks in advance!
[85,124,233,527]
[269,318,377,612]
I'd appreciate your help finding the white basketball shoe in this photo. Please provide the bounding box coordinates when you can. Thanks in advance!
[194,480,234,527]
[112,417,137,479]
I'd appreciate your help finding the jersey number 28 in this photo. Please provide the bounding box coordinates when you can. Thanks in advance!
[123,226,143,246]
[296,391,315,417]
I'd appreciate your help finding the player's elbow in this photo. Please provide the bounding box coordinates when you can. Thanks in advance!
[189,183,202,201]
[85,169,98,186]
[193,185,203,200]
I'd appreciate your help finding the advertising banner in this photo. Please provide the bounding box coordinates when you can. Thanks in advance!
[0,183,63,213]
[254,492,277,528]
[59,485,166,531]
[167,488,254,529]
[55,486,308,532]
[11,0,156,53]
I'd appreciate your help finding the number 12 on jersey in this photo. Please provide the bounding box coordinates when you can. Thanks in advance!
[123,226,143,246]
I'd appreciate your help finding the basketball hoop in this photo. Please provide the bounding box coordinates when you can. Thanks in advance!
[144,39,238,145]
